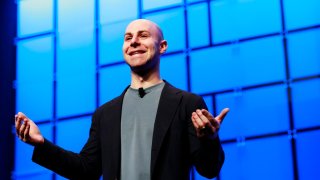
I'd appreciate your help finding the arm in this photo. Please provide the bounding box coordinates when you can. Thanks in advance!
[188,97,229,178]
[15,112,102,179]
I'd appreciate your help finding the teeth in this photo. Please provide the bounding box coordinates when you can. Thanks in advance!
[131,51,144,55]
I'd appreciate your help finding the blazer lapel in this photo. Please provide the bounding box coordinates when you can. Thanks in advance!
[103,86,129,179]
[150,82,182,175]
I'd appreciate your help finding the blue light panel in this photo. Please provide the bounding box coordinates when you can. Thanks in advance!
[99,20,130,65]
[56,117,92,152]
[99,64,131,105]
[284,0,320,30]
[58,0,94,33]
[187,3,210,48]
[220,136,293,180]
[57,29,96,117]
[210,0,282,43]
[143,0,182,11]
[17,0,53,36]
[296,130,320,180]
[160,54,187,91]
[16,37,54,122]
[15,172,53,180]
[202,96,214,116]
[216,85,290,140]
[291,79,320,129]
[287,29,320,78]
[144,8,186,52]
[187,0,204,3]
[190,36,285,94]
[99,0,137,24]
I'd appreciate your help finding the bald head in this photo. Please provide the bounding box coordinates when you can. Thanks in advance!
[125,19,164,41]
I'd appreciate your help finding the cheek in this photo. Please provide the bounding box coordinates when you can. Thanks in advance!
[122,43,128,54]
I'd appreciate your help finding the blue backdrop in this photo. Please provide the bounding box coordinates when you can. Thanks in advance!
[14,0,320,179]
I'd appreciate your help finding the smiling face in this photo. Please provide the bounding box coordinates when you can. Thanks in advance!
[122,19,167,74]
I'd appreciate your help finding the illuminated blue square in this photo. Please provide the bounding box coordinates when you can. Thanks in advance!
[287,29,320,78]
[190,36,285,94]
[144,8,186,53]
[187,3,210,48]
[143,0,182,11]
[58,0,94,32]
[296,130,320,180]
[220,136,293,180]
[291,79,320,129]
[284,0,320,30]
[99,20,130,65]
[187,0,204,3]
[202,96,214,116]
[210,0,282,43]
[99,64,131,105]
[99,0,137,24]
[18,0,53,36]
[15,172,53,180]
[160,54,187,91]
[216,85,290,140]
[57,29,96,117]
[56,117,92,152]
[16,37,54,122]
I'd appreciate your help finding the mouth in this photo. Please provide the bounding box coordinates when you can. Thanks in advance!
[128,50,146,56]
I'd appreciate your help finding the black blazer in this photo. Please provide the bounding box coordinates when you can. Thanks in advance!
[33,82,224,180]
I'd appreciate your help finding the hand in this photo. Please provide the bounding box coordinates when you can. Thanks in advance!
[191,108,229,138]
[15,112,44,146]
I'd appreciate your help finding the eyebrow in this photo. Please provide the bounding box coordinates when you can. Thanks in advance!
[124,30,150,37]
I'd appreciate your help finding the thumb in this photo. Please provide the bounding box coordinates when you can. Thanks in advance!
[18,112,28,119]
[215,108,230,123]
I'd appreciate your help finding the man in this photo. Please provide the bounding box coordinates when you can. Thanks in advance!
[15,19,229,180]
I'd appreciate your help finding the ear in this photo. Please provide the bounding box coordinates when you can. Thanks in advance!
[159,40,168,54]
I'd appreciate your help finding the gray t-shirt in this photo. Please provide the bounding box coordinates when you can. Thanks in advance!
[121,82,165,180]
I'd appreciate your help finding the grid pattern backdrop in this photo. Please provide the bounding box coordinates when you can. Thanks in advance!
[14,0,320,180]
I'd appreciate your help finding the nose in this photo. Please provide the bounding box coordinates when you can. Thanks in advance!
[130,36,140,47]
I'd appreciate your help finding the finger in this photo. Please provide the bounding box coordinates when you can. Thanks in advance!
[192,112,205,128]
[196,109,214,128]
[16,112,28,136]
[19,119,28,140]
[15,114,23,131]
[23,122,30,142]
[201,109,213,118]
[215,108,230,124]
[18,112,27,118]
[191,114,200,129]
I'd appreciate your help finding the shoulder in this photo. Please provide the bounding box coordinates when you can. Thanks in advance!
[164,82,203,104]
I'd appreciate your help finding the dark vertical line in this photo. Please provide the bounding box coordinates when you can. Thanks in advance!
[183,0,191,92]
[52,0,58,143]
[0,0,16,179]
[52,0,58,179]
[138,0,143,18]
[207,0,213,45]
[95,0,100,108]
[212,94,217,117]
[279,0,299,180]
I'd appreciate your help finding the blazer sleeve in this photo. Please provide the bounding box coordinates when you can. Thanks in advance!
[32,110,102,180]
[187,95,225,179]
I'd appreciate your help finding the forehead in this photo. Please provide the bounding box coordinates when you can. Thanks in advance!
[125,20,158,35]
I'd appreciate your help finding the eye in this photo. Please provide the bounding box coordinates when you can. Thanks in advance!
[125,36,132,41]
[140,33,149,39]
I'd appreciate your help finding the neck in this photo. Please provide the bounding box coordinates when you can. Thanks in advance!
[130,67,163,89]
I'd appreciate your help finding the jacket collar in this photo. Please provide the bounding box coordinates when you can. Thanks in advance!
[107,81,183,177]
